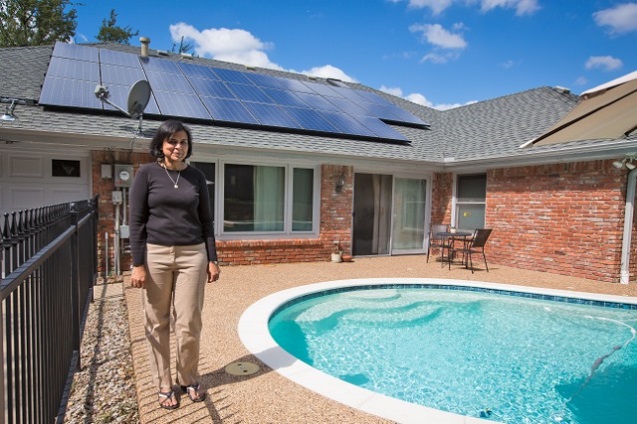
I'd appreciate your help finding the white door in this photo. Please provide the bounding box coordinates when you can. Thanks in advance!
[0,150,90,217]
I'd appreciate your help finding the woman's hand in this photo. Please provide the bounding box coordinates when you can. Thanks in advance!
[207,261,220,283]
[131,265,146,288]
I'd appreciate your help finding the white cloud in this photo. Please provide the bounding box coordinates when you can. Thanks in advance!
[379,85,474,110]
[501,59,516,69]
[404,0,454,15]
[420,51,461,63]
[170,23,282,69]
[299,65,357,82]
[585,55,623,71]
[574,76,588,86]
[169,22,355,82]
[593,3,637,35]
[392,0,539,15]
[409,23,467,49]
[476,0,540,16]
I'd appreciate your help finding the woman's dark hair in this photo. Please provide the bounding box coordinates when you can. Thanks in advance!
[149,119,193,160]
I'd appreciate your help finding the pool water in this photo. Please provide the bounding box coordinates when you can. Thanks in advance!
[268,287,637,423]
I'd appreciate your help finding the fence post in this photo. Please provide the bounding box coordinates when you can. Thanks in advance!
[70,203,81,371]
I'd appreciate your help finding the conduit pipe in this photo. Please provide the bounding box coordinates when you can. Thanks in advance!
[620,168,637,284]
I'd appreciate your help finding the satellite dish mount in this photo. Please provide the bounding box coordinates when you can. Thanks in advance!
[94,80,151,134]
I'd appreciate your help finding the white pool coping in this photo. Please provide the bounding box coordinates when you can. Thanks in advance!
[237,278,637,424]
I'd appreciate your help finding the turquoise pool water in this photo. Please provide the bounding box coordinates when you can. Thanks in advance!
[269,286,637,423]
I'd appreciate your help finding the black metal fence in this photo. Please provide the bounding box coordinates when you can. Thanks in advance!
[0,197,99,424]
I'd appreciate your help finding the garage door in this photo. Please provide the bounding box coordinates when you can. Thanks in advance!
[0,150,90,217]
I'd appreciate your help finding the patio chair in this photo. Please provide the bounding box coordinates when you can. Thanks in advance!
[426,223,450,265]
[449,228,493,273]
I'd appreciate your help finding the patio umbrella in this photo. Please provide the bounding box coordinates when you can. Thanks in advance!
[522,70,637,147]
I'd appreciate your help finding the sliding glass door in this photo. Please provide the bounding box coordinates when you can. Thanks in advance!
[391,177,427,254]
[353,174,427,256]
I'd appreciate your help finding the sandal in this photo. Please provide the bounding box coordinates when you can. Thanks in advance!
[181,383,206,402]
[158,389,179,410]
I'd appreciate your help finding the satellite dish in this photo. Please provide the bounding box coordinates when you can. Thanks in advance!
[127,80,151,120]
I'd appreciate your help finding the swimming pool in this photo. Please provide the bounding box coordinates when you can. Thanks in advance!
[238,278,637,423]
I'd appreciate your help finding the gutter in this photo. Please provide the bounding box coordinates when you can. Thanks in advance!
[620,168,637,284]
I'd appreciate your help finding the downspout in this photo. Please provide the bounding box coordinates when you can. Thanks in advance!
[620,168,637,284]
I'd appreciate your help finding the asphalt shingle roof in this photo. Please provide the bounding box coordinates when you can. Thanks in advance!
[1,42,634,167]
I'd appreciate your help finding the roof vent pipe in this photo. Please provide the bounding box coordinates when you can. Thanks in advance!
[140,37,150,58]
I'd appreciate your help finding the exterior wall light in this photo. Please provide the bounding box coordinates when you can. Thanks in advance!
[613,153,637,170]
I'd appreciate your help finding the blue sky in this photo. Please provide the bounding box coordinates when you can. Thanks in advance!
[74,0,637,110]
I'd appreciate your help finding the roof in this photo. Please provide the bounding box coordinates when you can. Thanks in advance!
[1,42,634,170]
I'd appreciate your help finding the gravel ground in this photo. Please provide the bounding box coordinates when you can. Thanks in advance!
[63,278,139,423]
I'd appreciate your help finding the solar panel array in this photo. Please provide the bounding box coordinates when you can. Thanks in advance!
[40,42,429,142]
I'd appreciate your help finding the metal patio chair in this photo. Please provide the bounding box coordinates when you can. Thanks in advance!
[427,223,450,265]
[449,228,493,273]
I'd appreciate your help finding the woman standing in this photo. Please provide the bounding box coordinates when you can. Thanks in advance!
[129,119,220,410]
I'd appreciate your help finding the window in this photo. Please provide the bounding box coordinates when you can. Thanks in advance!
[292,168,314,231]
[52,159,80,177]
[456,174,486,230]
[191,161,215,219]
[222,163,316,234]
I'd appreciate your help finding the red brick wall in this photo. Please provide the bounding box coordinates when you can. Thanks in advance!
[432,172,453,226]
[216,164,353,266]
[486,160,627,283]
[92,155,353,273]
[92,151,153,275]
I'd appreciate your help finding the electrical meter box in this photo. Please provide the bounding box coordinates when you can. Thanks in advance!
[112,190,123,205]
[114,164,134,188]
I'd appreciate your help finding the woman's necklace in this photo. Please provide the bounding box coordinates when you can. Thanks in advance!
[163,164,181,188]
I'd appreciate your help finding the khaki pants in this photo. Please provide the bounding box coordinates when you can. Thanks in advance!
[142,243,208,389]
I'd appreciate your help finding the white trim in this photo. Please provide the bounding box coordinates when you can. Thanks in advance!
[620,168,637,284]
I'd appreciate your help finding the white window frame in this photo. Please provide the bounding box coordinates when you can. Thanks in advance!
[217,159,321,240]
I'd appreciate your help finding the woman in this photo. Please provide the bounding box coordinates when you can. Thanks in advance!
[129,119,220,410]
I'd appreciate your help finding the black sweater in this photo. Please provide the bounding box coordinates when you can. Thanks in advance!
[129,162,218,266]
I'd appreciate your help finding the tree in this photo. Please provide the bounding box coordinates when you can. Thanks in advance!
[96,9,138,45]
[171,36,194,55]
[0,0,78,47]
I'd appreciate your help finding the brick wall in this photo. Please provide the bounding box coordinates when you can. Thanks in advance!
[432,172,453,225]
[92,154,353,273]
[486,160,628,283]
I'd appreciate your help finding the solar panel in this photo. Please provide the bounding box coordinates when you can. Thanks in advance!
[242,102,302,129]
[324,96,368,116]
[211,68,254,84]
[141,57,181,74]
[178,62,219,80]
[225,82,274,104]
[292,92,342,112]
[101,64,146,86]
[46,57,99,81]
[275,78,317,94]
[52,43,98,62]
[303,81,345,98]
[40,77,102,109]
[99,49,141,68]
[245,73,287,90]
[201,97,259,124]
[320,111,377,137]
[260,88,309,108]
[188,77,236,99]
[354,115,409,141]
[283,107,341,133]
[145,70,195,94]
[40,42,427,142]
[152,90,211,119]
